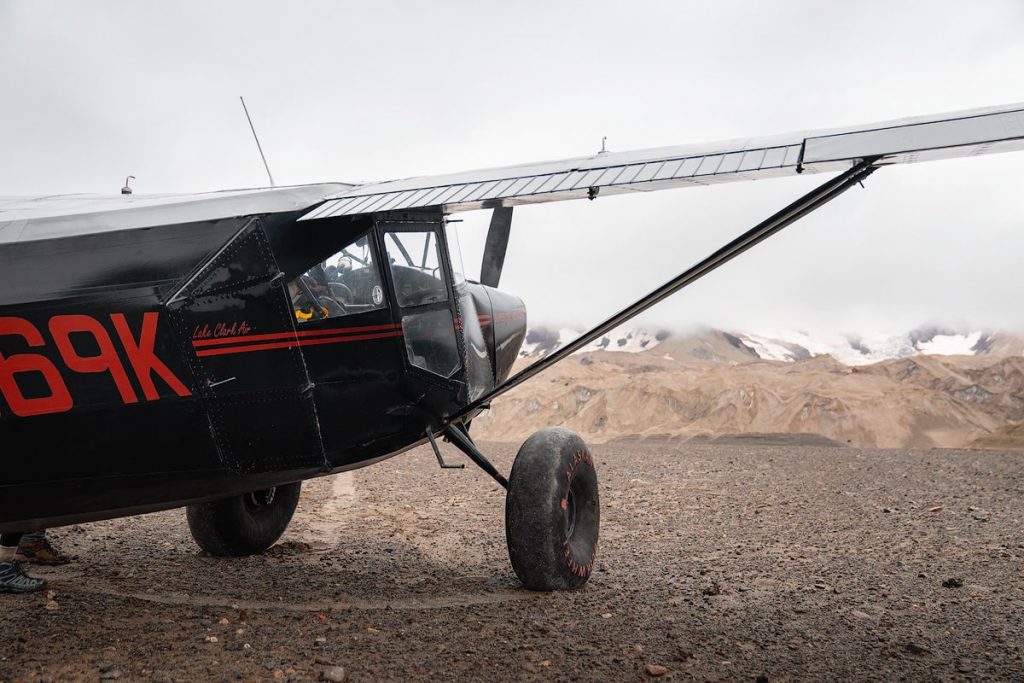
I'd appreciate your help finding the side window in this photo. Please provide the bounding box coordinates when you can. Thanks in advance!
[287,234,386,324]
[383,231,448,307]
[384,229,461,379]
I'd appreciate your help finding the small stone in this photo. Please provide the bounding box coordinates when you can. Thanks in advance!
[243,644,251,650]
[218,617,230,625]
[882,507,892,513]
[645,664,669,677]
[601,612,613,619]
[540,660,550,668]
[321,665,347,682]
[905,642,930,655]
[45,600,60,611]
[315,637,327,645]
[702,582,721,596]
[851,610,871,620]
[99,670,123,681]
[942,577,964,588]
[929,506,943,513]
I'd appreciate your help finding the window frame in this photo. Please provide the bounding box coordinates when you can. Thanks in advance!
[377,217,465,383]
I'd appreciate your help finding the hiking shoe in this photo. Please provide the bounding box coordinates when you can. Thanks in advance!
[0,561,47,593]
[16,535,71,565]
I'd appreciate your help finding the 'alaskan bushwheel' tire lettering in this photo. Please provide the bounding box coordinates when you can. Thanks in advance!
[0,317,74,417]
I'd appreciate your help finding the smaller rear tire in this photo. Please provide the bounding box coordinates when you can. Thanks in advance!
[186,482,301,557]
[505,428,599,590]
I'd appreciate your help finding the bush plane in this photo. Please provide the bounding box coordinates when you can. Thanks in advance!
[1,103,1022,589]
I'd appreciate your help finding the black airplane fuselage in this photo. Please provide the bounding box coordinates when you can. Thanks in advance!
[0,196,526,532]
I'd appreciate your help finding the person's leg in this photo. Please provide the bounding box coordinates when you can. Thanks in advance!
[17,529,70,565]
[0,532,23,561]
[0,532,47,593]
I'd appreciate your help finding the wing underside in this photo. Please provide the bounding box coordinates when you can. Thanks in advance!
[300,103,1024,220]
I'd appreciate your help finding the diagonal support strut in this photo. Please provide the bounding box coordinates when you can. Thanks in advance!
[449,157,880,423]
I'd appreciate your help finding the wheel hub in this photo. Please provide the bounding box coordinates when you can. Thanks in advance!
[246,487,276,510]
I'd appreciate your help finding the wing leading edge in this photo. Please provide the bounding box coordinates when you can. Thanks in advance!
[300,103,1024,220]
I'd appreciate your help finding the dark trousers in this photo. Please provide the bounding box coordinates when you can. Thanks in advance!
[1,532,23,548]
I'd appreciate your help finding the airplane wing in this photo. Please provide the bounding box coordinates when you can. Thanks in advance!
[300,102,1024,220]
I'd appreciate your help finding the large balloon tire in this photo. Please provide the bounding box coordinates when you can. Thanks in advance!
[186,482,301,557]
[505,428,599,590]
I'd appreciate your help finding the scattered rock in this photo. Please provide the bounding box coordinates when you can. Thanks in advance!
[929,506,944,513]
[942,577,964,588]
[702,582,721,596]
[601,612,613,619]
[99,670,123,681]
[204,635,218,643]
[645,664,668,677]
[44,600,60,611]
[321,665,347,682]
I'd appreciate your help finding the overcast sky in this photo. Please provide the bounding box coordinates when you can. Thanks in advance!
[2,1,1022,334]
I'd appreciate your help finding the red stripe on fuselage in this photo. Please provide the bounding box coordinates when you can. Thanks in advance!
[194,330,404,358]
[191,323,401,348]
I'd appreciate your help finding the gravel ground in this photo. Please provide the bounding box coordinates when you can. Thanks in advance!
[1,439,1022,682]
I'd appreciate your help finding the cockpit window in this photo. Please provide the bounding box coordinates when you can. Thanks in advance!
[383,231,449,307]
[287,234,386,324]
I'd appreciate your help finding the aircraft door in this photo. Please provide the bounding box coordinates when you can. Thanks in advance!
[165,219,327,475]
[379,218,468,407]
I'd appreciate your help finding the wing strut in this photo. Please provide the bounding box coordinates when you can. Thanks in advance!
[480,206,513,288]
[447,157,880,424]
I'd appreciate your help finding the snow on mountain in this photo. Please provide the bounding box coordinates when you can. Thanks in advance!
[519,327,670,357]
[520,325,1022,364]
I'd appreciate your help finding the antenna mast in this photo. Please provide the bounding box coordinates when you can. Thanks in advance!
[239,96,276,187]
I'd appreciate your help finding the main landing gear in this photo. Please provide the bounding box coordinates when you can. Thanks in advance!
[442,425,600,591]
[185,425,600,591]
[186,482,302,556]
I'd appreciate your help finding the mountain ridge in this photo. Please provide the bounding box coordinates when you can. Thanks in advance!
[477,326,1024,449]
